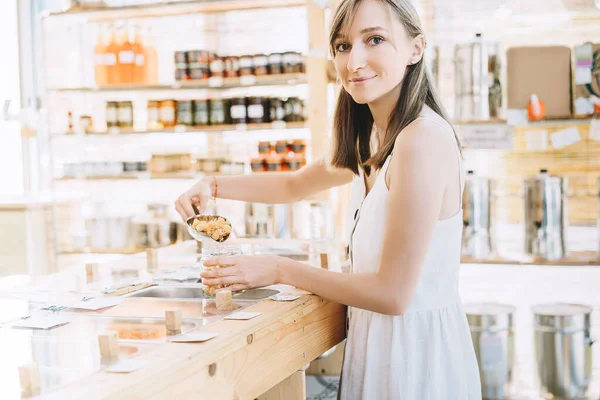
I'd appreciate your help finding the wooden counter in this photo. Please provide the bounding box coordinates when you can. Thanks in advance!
[6,240,346,400]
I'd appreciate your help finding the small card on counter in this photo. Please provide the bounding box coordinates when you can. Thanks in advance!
[70,297,123,310]
[225,311,261,320]
[105,359,144,374]
[270,294,301,302]
[171,332,217,343]
[13,315,71,330]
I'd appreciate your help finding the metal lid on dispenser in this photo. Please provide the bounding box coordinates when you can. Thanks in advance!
[464,303,515,332]
[532,303,592,333]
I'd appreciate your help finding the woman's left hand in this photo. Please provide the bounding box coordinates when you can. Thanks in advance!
[200,255,282,292]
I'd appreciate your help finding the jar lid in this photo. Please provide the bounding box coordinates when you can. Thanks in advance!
[532,303,592,316]
[464,302,516,316]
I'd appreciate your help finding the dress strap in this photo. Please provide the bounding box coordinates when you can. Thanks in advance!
[412,116,463,206]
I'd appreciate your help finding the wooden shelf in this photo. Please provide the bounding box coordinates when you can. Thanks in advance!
[461,251,600,266]
[47,73,306,92]
[55,171,243,181]
[51,121,308,138]
[56,172,203,181]
[61,247,142,255]
[45,0,306,21]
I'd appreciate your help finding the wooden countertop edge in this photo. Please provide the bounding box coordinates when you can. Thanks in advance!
[42,294,347,400]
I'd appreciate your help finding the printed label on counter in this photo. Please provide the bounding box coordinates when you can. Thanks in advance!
[225,311,261,320]
[456,124,513,150]
[590,119,600,142]
[550,127,581,148]
[525,130,548,151]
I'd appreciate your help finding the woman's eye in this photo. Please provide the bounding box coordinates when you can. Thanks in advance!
[368,36,384,46]
[335,43,350,52]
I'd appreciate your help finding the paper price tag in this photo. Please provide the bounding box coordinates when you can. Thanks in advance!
[590,119,600,142]
[174,124,187,133]
[70,297,122,311]
[105,359,144,374]
[271,121,286,129]
[171,332,217,343]
[13,315,71,330]
[240,75,256,86]
[208,76,224,87]
[225,311,261,320]
[270,294,300,302]
[551,127,581,148]
[525,130,548,151]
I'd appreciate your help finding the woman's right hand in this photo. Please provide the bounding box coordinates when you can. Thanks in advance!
[174,178,213,221]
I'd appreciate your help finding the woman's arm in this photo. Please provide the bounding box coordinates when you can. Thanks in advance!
[202,121,454,315]
[175,158,353,220]
[281,121,453,314]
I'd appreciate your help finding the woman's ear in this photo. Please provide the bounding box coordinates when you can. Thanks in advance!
[408,34,426,65]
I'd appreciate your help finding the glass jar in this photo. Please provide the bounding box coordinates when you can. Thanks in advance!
[117,101,133,128]
[188,50,210,80]
[200,245,242,296]
[209,99,226,125]
[290,139,306,154]
[275,140,288,154]
[147,100,160,127]
[229,97,247,125]
[247,96,266,124]
[174,51,189,81]
[238,55,254,76]
[253,54,269,76]
[268,53,283,75]
[106,101,118,128]
[258,141,272,155]
[251,158,265,172]
[193,100,209,126]
[269,98,285,122]
[160,100,177,127]
[283,51,302,74]
[209,56,225,78]
[224,56,240,78]
[176,100,193,126]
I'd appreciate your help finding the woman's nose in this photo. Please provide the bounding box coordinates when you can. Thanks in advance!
[347,45,366,72]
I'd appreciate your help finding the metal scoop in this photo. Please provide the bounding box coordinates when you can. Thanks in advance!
[185,213,233,243]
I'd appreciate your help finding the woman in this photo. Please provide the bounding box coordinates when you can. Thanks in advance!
[175,0,481,398]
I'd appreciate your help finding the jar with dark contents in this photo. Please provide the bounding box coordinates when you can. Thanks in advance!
[253,54,269,76]
[224,56,239,78]
[174,51,189,81]
[117,101,133,128]
[284,97,303,122]
[160,100,177,127]
[250,157,265,172]
[287,156,303,171]
[268,53,283,75]
[275,140,288,154]
[106,101,118,128]
[209,55,225,78]
[229,97,247,125]
[147,100,160,127]
[290,139,306,154]
[265,156,282,172]
[269,98,285,122]
[209,98,227,126]
[176,100,193,126]
[188,50,210,80]
[282,51,302,74]
[258,141,272,154]
[193,100,209,127]
[247,96,266,124]
[238,55,254,76]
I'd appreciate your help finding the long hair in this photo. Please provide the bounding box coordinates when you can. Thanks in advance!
[329,0,461,176]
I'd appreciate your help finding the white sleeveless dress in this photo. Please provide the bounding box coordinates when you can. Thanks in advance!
[339,116,482,399]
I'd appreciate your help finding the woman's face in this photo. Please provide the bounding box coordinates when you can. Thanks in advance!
[332,0,422,105]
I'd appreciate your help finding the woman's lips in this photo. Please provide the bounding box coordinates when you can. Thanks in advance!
[349,75,376,85]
